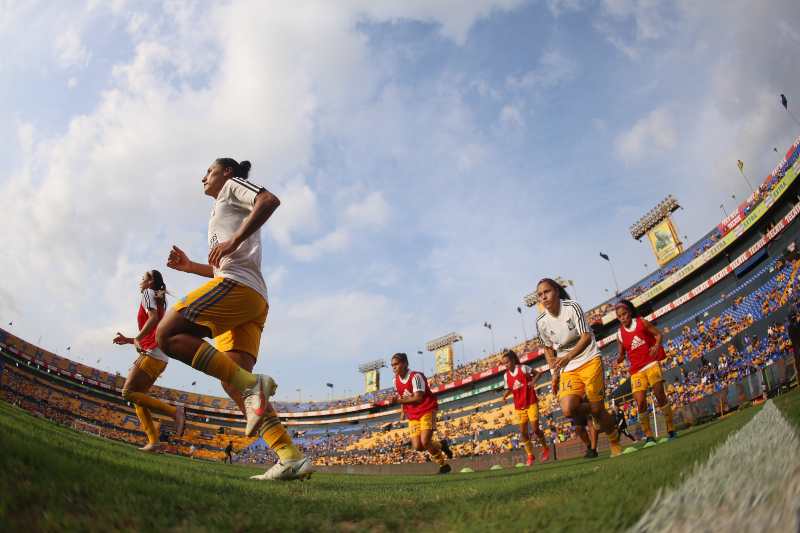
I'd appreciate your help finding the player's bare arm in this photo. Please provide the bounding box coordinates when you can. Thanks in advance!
[208,189,281,267]
[616,342,626,366]
[642,319,663,358]
[553,332,592,370]
[166,245,214,278]
[134,308,160,351]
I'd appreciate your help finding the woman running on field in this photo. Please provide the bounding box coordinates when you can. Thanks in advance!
[388,353,452,474]
[536,278,623,457]
[112,270,184,452]
[156,157,311,481]
[614,299,676,442]
[500,349,550,466]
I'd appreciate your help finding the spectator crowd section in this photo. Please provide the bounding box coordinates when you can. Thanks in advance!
[1,137,800,465]
[584,136,800,325]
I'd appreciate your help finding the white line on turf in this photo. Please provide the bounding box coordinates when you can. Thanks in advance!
[631,400,800,533]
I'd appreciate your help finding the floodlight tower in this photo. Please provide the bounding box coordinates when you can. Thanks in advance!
[629,195,683,267]
[358,359,386,394]
[425,332,463,375]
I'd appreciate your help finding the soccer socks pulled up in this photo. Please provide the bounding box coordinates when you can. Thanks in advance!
[523,439,534,457]
[126,391,177,418]
[660,403,675,433]
[639,412,653,438]
[191,342,257,392]
[135,405,158,444]
[260,417,303,463]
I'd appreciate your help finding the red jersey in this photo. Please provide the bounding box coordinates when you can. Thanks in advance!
[394,370,437,420]
[137,289,164,351]
[617,318,661,374]
[504,364,538,410]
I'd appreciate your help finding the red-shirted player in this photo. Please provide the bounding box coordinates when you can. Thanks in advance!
[614,299,676,442]
[388,353,451,474]
[500,349,550,466]
[113,270,185,452]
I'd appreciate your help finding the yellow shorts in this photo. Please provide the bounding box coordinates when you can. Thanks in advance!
[134,354,167,381]
[558,357,605,403]
[631,362,664,394]
[514,404,539,426]
[408,412,436,438]
[174,277,268,358]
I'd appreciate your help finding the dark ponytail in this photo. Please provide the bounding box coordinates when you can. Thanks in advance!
[150,269,167,311]
[537,278,570,300]
[501,349,519,365]
[216,157,252,179]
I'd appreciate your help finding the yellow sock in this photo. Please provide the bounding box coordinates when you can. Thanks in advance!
[135,404,158,444]
[523,440,534,457]
[191,342,256,392]
[260,418,303,462]
[427,440,447,466]
[608,428,620,443]
[127,392,176,418]
[661,403,675,432]
[639,413,653,437]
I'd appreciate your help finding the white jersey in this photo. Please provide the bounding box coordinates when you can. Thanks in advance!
[208,178,268,302]
[536,299,600,372]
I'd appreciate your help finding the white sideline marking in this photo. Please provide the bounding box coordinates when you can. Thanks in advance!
[631,400,800,533]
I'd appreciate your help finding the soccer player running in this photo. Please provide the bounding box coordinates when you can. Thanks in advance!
[500,349,550,466]
[113,270,185,452]
[536,278,623,457]
[388,353,452,474]
[157,157,312,480]
[614,299,676,442]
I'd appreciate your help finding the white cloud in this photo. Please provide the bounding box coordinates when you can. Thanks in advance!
[55,28,90,69]
[506,49,577,90]
[546,0,588,17]
[344,191,390,229]
[614,107,677,164]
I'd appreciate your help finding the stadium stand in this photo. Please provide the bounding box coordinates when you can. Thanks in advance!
[1,137,800,466]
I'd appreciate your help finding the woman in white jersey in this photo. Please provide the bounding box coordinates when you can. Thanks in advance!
[535,278,622,457]
[156,157,312,481]
[112,270,184,452]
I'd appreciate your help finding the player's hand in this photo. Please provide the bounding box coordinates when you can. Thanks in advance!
[208,239,238,267]
[648,345,659,358]
[553,355,571,370]
[388,394,399,405]
[113,332,131,345]
[167,245,191,272]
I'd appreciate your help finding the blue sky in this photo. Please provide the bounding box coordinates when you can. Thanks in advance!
[2,0,799,402]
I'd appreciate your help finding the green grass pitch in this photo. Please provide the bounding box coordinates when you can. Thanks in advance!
[1,390,798,532]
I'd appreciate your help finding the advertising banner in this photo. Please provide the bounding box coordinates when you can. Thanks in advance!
[364,368,379,393]
[434,345,454,375]
[647,217,683,266]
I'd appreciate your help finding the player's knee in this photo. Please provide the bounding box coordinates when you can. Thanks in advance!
[155,323,173,353]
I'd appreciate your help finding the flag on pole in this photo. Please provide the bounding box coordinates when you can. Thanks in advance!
[599,252,610,261]
[781,94,788,110]
[326,383,334,388]
[737,159,744,173]
[517,306,522,314]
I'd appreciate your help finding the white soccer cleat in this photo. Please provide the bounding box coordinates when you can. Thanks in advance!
[243,374,278,437]
[250,457,314,481]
